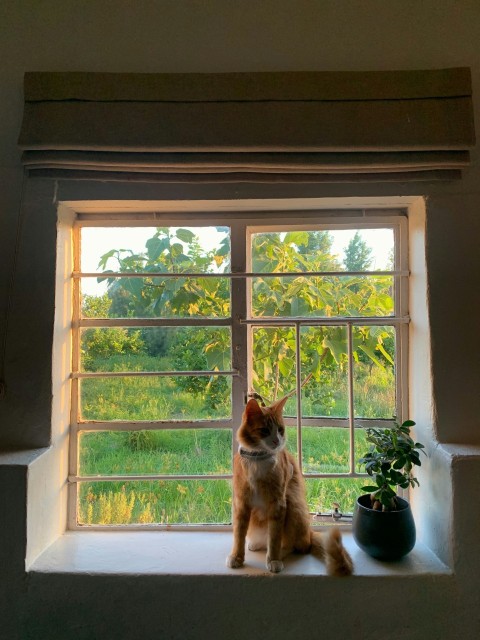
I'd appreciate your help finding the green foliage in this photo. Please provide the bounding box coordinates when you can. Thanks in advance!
[81,294,145,370]
[97,227,230,319]
[248,230,394,402]
[359,420,426,510]
[90,226,396,411]
[169,327,229,411]
[343,231,373,272]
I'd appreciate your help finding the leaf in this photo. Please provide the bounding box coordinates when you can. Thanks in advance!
[125,278,144,299]
[146,236,169,261]
[357,343,385,369]
[284,231,309,247]
[98,249,117,269]
[376,342,394,365]
[175,228,195,243]
[380,493,393,507]
[215,238,230,257]
[402,420,416,427]
[204,344,230,371]
[278,357,294,377]
[290,296,310,317]
[361,485,379,493]
[171,243,184,257]
[323,330,347,364]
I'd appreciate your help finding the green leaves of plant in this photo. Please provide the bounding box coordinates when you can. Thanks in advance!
[146,236,170,261]
[358,420,426,509]
[175,228,195,243]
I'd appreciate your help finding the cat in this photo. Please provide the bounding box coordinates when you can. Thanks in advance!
[226,396,353,576]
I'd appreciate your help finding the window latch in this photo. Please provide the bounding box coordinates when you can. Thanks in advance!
[332,502,343,522]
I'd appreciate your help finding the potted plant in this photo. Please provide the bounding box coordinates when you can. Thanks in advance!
[352,420,426,561]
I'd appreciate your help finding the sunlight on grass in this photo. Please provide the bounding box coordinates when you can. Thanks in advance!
[78,480,232,525]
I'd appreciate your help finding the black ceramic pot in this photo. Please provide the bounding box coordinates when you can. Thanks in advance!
[352,494,416,561]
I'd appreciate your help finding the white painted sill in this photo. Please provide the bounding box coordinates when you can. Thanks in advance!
[29,531,449,577]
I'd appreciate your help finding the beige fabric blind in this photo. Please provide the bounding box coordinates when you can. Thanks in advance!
[19,69,475,182]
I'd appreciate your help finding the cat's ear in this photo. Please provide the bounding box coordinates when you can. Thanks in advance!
[271,395,289,416]
[244,398,263,422]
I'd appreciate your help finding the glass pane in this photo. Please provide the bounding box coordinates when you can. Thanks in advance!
[302,427,350,474]
[285,427,298,457]
[305,477,367,515]
[251,275,393,318]
[301,426,370,474]
[251,228,394,273]
[80,376,231,421]
[353,325,396,418]
[78,429,232,476]
[251,326,297,415]
[80,327,231,373]
[300,326,348,418]
[80,276,230,318]
[77,479,232,525]
[81,226,231,274]
[354,427,368,473]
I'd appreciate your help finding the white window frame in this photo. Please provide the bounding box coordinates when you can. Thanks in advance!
[68,208,409,530]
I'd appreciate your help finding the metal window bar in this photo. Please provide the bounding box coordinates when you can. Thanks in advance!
[347,324,356,474]
[79,316,409,328]
[75,417,396,432]
[73,370,238,379]
[74,269,408,278]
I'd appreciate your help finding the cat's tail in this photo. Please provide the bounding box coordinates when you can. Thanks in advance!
[310,528,353,576]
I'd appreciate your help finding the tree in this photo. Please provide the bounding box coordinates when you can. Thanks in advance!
[93,227,394,415]
[81,294,145,370]
[343,232,373,272]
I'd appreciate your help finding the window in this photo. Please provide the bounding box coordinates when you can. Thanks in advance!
[69,209,408,528]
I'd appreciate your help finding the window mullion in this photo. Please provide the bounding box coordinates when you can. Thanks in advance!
[347,324,356,474]
[295,321,303,474]
[230,220,248,446]
[70,223,81,529]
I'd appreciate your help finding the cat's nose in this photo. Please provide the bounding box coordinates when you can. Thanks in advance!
[272,438,279,447]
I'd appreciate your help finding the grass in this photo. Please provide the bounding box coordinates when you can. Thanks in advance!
[77,353,394,525]
[78,425,371,525]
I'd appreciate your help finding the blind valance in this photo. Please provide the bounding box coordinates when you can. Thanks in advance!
[19,69,475,182]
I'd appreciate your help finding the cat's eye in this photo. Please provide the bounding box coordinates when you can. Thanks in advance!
[260,428,270,437]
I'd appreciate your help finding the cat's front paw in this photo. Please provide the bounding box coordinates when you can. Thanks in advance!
[267,559,284,573]
[226,554,244,569]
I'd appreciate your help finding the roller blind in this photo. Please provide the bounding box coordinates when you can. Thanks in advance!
[19,69,475,182]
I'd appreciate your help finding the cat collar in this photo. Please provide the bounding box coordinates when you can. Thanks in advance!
[238,447,274,461]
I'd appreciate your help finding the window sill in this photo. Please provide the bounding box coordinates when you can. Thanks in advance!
[29,530,450,577]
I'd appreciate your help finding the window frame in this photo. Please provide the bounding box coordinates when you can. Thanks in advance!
[68,208,409,530]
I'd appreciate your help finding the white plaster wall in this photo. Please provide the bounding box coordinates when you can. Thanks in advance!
[0,2,479,639]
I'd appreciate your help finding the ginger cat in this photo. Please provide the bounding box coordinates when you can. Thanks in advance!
[226,396,353,576]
